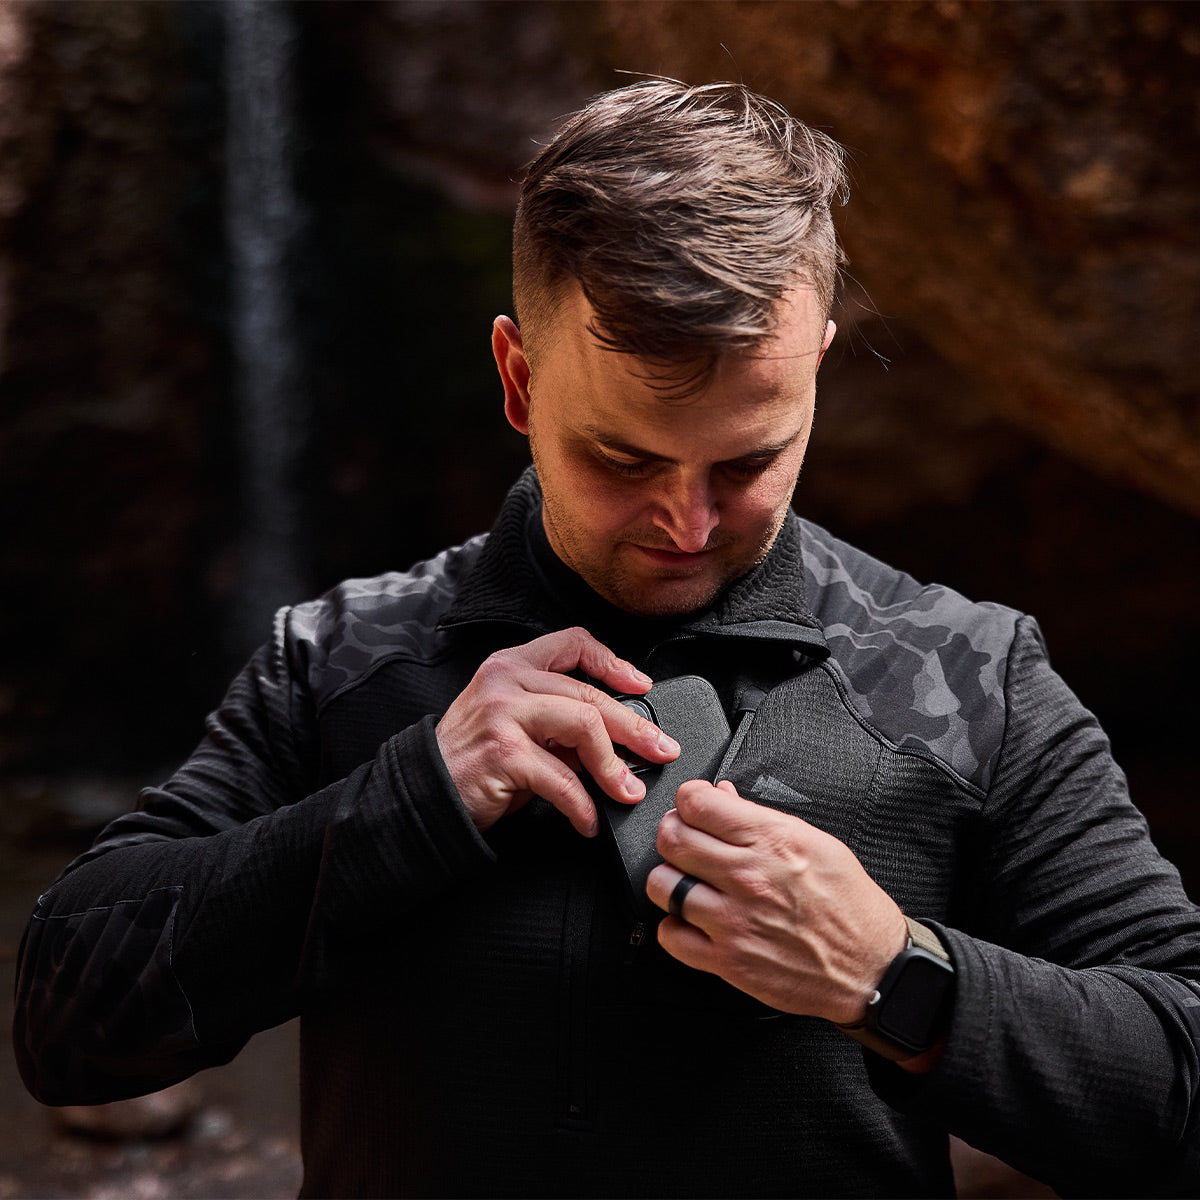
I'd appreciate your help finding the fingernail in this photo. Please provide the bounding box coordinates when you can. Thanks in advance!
[658,733,680,755]
[622,769,645,799]
[632,668,653,686]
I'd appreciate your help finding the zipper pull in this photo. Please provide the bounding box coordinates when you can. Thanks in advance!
[624,920,647,966]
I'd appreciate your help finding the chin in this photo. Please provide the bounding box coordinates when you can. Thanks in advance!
[608,576,728,618]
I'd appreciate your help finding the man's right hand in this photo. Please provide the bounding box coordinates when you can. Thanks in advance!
[435,627,681,837]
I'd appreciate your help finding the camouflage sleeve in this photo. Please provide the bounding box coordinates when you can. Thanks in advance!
[13,605,494,1107]
[870,615,1200,1195]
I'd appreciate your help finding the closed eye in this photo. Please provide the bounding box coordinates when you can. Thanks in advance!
[595,449,656,478]
[720,454,780,479]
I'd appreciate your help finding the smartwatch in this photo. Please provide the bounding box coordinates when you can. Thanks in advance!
[838,917,955,1061]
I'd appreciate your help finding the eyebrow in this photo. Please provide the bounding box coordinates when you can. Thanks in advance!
[581,425,804,466]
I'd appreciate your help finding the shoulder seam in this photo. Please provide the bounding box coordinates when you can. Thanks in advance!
[284,536,486,717]
[313,642,461,719]
[818,657,988,801]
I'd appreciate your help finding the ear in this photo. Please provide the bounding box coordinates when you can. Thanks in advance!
[816,319,836,371]
[492,316,532,434]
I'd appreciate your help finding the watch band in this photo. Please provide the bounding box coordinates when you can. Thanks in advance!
[903,915,950,962]
[837,917,954,1062]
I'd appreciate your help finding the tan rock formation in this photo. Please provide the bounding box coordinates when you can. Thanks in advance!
[599,0,1200,516]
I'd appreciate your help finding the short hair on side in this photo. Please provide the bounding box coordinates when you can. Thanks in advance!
[512,78,848,392]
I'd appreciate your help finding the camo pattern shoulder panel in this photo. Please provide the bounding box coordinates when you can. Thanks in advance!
[286,534,489,714]
[798,518,1023,794]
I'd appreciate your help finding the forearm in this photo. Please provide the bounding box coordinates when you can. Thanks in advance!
[13,807,325,1104]
[14,717,494,1105]
[876,616,1200,1192]
[870,925,1200,1195]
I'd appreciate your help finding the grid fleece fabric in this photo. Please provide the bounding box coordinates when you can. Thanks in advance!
[14,469,1200,1198]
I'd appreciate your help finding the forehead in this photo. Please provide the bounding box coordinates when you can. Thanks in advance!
[539,284,825,426]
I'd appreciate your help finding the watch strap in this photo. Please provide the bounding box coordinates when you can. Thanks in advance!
[837,917,952,1062]
[904,915,949,962]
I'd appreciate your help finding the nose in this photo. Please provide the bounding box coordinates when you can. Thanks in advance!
[652,471,719,553]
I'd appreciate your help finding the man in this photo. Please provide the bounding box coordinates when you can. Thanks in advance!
[14,80,1200,1197]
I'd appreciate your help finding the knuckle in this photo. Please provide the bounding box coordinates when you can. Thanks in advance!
[533,758,588,816]
[566,699,605,737]
[474,651,515,688]
[566,676,605,708]
[545,755,582,793]
[655,812,682,854]
[728,859,762,889]
[674,779,710,811]
[765,830,809,874]
[622,709,653,741]
[645,863,671,898]
[558,625,595,658]
[489,725,526,761]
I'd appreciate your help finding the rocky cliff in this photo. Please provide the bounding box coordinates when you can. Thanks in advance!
[0,0,1195,821]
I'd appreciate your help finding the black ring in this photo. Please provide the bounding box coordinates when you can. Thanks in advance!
[668,873,701,921]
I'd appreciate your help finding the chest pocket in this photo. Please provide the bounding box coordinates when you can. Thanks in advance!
[724,663,882,853]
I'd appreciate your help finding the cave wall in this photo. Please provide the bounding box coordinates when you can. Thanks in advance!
[0,0,227,770]
[599,0,1200,517]
[0,10,1193,1194]
[0,0,1196,836]
[579,1,1200,848]
[295,0,1200,805]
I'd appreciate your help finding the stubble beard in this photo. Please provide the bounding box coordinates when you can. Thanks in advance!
[527,424,788,617]
[540,488,782,618]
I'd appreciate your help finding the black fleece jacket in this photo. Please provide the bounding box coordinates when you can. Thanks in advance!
[14,470,1200,1197]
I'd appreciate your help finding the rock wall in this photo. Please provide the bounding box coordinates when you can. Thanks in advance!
[295,0,1200,761]
[599,0,1200,517]
[0,0,1196,815]
[0,0,226,769]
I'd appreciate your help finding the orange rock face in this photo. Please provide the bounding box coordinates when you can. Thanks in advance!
[600,0,1200,517]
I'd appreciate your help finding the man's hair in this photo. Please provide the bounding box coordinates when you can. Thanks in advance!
[512,78,848,390]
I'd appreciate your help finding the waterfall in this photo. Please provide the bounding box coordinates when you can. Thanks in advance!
[223,0,307,650]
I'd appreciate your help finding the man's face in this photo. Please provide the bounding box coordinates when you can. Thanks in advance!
[493,285,835,617]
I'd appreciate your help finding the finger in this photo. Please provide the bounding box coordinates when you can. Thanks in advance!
[522,677,680,794]
[645,863,721,928]
[528,672,680,763]
[520,626,655,696]
[600,690,681,765]
[655,805,748,880]
[514,743,604,838]
[492,632,680,766]
[672,778,788,847]
[646,865,724,972]
[520,690,648,809]
[646,862,686,914]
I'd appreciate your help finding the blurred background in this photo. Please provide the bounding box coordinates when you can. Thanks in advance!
[0,0,1196,1195]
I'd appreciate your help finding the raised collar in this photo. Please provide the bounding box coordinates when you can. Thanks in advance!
[440,467,829,660]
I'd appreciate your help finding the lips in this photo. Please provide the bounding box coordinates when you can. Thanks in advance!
[634,545,715,567]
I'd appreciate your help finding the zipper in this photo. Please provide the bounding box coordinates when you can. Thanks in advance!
[556,869,594,1131]
[623,919,648,967]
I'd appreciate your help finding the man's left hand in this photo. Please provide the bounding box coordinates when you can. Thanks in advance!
[646,779,908,1026]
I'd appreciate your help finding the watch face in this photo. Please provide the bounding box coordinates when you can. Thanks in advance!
[876,952,953,1052]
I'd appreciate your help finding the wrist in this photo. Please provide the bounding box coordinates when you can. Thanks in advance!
[836,917,955,1063]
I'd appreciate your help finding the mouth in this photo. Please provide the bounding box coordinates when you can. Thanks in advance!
[633,545,717,568]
